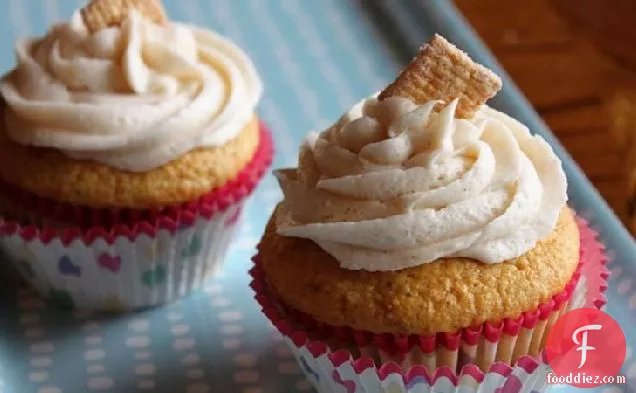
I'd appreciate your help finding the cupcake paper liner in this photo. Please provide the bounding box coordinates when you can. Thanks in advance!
[0,124,273,311]
[250,216,609,393]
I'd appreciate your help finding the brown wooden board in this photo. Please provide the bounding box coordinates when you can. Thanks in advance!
[455,0,636,227]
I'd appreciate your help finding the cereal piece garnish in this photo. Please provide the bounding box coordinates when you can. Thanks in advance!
[81,0,168,32]
[379,34,502,118]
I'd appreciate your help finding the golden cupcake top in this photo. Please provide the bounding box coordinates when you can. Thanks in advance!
[0,0,262,172]
[260,206,580,335]
[274,35,569,270]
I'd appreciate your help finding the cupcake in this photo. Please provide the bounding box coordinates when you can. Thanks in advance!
[251,35,608,392]
[0,0,272,311]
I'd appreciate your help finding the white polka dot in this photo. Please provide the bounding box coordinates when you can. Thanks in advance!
[182,354,201,366]
[85,335,102,345]
[173,338,196,351]
[134,364,156,376]
[204,284,223,294]
[629,293,636,310]
[129,318,150,332]
[37,387,62,393]
[135,351,152,360]
[87,376,114,390]
[30,342,54,354]
[29,371,49,382]
[126,336,150,348]
[221,325,243,335]
[627,346,633,360]
[295,380,312,391]
[138,380,155,390]
[84,349,106,361]
[233,354,258,368]
[25,328,46,340]
[211,297,231,307]
[187,368,204,379]
[87,365,105,374]
[20,298,45,310]
[233,370,259,384]
[278,361,300,375]
[20,313,40,325]
[31,356,52,368]
[82,322,101,332]
[187,383,211,393]
[612,266,623,277]
[167,312,183,321]
[222,339,242,350]
[602,388,624,393]
[170,325,190,336]
[627,362,636,379]
[275,346,293,358]
[219,311,243,322]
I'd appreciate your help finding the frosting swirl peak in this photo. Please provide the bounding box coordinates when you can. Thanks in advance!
[275,96,567,271]
[0,10,262,172]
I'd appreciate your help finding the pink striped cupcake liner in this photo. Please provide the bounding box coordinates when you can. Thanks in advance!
[0,124,273,312]
[250,216,609,393]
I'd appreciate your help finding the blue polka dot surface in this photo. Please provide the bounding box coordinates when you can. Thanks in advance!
[0,1,635,392]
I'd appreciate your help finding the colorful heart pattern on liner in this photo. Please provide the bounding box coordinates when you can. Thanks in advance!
[142,265,167,288]
[98,253,121,273]
[58,256,81,277]
[181,236,203,259]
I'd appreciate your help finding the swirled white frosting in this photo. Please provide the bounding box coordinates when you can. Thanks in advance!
[0,10,262,172]
[275,96,567,271]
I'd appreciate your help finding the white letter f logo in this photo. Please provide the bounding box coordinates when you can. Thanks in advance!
[572,324,602,368]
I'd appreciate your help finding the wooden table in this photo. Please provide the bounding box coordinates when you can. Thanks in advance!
[455,0,636,226]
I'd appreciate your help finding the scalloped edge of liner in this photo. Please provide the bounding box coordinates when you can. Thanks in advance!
[0,124,274,245]
[249,216,609,386]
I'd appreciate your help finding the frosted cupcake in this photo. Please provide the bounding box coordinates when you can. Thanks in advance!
[251,35,608,393]
[0,0,272,311]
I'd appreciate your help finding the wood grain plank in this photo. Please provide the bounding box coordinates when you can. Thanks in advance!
[457,0,573,47]
[455,0,630,226]
[552,0,636,70]
[495,44,619,109]
[539,102,607,133]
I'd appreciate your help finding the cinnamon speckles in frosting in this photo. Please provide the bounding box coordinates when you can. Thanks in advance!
[0,9,262,172]
[275,96,568,271]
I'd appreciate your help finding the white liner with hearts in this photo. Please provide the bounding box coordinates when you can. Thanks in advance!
[0,204,244,311]
[0,126,272,311]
